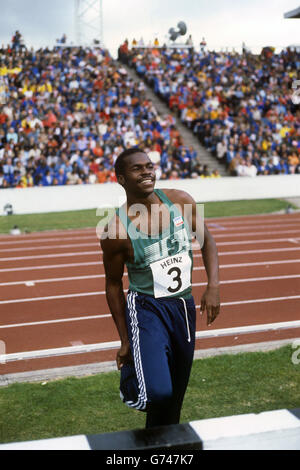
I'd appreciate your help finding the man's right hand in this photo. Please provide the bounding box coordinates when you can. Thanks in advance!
[116,341,132,370]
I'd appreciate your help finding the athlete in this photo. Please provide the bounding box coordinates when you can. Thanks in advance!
[100,147,220,428]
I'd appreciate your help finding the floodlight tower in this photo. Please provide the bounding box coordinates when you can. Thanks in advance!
[74,0,104,46]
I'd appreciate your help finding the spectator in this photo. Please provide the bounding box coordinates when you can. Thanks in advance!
[0,168,5,187]
[6,127,18,145]
[216,139,227,164]
[148,145,161,164]
[0,37,197,188]
[4,34,298,189]
[12,30,23,51]
[67,169,80,185]
[121,43,299,178]
[211,169,221,178]
[236,159,257,177]
[42,170,53,186]
[55,167,68,185]
[200,165,211,178]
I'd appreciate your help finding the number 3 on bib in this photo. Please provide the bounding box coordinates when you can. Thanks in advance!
[150,252,192,298]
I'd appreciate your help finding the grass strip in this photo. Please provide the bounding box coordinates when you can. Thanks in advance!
[0,199,296,234]
[202,198,296,218]
[0,345,299,444]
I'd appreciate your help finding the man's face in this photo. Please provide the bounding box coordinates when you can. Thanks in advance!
[118,152,156,196]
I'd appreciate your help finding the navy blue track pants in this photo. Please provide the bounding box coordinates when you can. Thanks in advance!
[123,290,196,428]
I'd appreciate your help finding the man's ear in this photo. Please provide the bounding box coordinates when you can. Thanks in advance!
[118,174,125,187]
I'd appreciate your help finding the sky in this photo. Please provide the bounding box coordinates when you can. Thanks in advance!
[0,0,299,58]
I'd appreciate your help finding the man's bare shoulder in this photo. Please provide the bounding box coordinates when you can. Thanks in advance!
[100,211,128,254]
[161,188,196,205]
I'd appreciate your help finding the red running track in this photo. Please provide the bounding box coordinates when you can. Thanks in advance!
[1,212,300,375]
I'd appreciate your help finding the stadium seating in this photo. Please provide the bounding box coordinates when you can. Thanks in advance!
[118,42,300,177]
[0,38,201,189]
[1,35,299,189]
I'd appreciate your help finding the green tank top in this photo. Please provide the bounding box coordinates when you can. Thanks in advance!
[116,189,193,299]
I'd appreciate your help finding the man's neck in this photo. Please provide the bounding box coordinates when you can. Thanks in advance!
[126,190,159,210]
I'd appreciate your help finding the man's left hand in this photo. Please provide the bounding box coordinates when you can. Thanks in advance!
[200,286,220,326]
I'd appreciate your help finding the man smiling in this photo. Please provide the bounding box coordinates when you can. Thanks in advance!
[100,147,220,428]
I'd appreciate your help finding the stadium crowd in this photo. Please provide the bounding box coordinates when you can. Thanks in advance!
[119,40,300,177]
[0,34,202,189]
[1,32,300,190]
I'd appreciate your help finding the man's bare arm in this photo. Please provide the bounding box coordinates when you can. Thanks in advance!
[164,189,220,325]
[100,234,131,369]
[200,224,220,325]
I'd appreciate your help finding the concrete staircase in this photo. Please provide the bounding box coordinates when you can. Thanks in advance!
[118,61,228,176]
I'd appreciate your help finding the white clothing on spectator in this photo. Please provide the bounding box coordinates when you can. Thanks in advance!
[148,150,161,164]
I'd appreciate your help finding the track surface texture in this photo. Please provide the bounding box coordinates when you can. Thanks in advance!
[1,212,300,378]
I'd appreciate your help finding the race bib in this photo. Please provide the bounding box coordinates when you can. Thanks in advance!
[150,252,192,298]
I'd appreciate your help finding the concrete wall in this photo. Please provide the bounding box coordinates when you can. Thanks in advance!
[1,174,300,216]
[0,408,299,450]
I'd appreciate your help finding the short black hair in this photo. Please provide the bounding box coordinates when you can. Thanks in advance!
[114,147,147,177]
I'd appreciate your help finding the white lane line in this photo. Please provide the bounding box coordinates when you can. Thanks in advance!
[0,242,98,253]
[0,291,105,304]
[0,341,121,363]
[2,229,300,253]
[0,219,297,239]
[220,259,300,268]
[0,227,95,239]
[0,215,299,242]
[1,216,299,242]
[194,320,300,339]
[206,215,300,225]
[0,261,100,273]
[2,319,300,363]
[219,247,300,256]
[0,235,97,246]
[220,295,300,306]
[0,257,299,275]
[208,222,300,231]
[0,251,100,262]
[214,229,300,239]
[1,288,300,306]
[221,274,300,283]
[0,241,300,262]
[0,274,103,287]
[1,302,300,331]
[1,240,300,264]
[0,314,112,329]
[216,237,300,246]
[1,273,300,288]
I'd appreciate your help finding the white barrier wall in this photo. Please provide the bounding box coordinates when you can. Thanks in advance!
[1,174,300,215]
[0,408,299,450]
